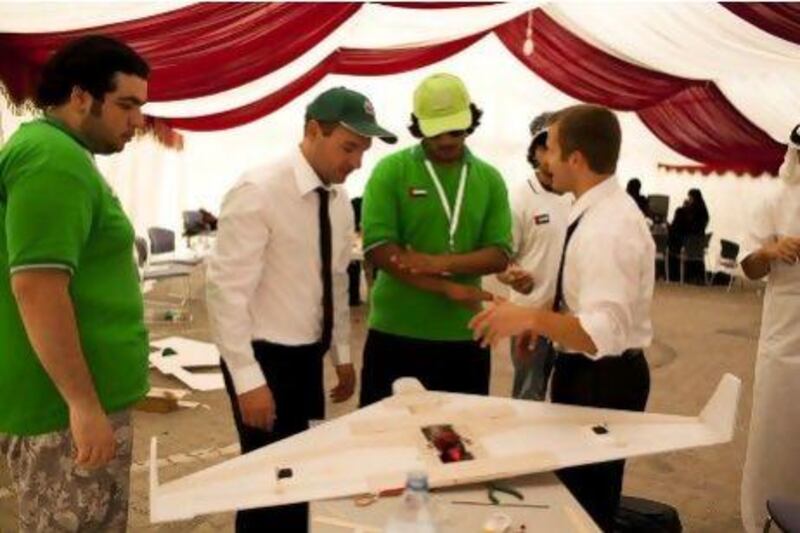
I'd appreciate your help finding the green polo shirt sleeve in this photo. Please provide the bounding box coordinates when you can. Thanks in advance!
[362,154,400,252]
[6,146,97,275]
[477,165,513,255]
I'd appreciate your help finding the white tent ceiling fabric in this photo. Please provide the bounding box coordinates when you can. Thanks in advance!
[0,1,790,258]
[0,2,196,33]
[545,3,800,143]
[2,1,795,142]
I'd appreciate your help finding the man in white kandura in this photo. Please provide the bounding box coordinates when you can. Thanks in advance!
[740,124,800,533]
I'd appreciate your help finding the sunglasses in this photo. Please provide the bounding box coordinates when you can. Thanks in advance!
[432,130,467,139]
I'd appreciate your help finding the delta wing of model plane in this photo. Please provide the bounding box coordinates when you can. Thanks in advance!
[150,374,741,522]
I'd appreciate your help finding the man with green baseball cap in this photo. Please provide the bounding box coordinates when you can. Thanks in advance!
[359,73,512,406]
[306,86,397,143]
[207,86,395,532]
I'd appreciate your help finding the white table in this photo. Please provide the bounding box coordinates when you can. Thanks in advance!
[311,472,600,532]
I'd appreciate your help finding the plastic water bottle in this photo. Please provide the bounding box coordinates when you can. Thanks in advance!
[385,471,439,533]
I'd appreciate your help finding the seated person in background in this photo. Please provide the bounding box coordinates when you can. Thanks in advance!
[626,178,650,218]
[668,188,709,281]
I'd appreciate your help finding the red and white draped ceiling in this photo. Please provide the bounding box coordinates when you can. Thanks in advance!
[1,2,798,176]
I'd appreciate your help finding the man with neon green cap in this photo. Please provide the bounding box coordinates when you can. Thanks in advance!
[359,73,512,406]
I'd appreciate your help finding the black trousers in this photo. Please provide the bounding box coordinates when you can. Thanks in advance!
[551,350,650,533]
[220,340,325,533]
[358,329,490,407]
[347,260,361,306]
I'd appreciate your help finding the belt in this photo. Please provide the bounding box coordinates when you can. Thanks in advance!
[556,348,644,361]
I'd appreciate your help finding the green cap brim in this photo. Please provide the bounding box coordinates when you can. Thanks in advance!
[342,121,398,144]
[418,108,472,138]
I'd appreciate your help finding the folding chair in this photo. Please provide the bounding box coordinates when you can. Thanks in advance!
[709,239,741,290]
[679,234,708,284]
[135,236,193,321]
[652,230,670,281]
[647,194,670,224]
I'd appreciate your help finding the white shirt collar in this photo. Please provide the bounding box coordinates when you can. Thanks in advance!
[568,176,618,224]
[292,146,337,198]
[527,176,545,195]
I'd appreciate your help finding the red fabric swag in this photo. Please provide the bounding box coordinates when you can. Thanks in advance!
[723,3,800,46]
[639,84,785,176]
[0,2,788,174]
[161,33,486,131]
[495,9,786,176]
[0,2,361,104]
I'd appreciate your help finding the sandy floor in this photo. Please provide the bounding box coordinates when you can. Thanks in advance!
[0,272,764,532]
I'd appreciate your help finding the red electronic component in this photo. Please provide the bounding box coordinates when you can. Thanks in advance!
[422,424,474,463]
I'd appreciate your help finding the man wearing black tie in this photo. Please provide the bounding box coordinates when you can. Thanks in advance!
[206,87,396,532]
[470,104,654,532]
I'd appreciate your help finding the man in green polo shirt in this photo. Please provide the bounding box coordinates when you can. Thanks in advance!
[0,35,149,531]
[359,73,512,406]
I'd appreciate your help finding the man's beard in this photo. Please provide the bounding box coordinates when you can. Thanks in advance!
[536,170,554,193]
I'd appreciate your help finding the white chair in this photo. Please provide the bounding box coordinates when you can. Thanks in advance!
[135,236,193,321]
[148,226,203,267]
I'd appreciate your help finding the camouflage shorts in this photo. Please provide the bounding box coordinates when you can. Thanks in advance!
[0,410,133,533]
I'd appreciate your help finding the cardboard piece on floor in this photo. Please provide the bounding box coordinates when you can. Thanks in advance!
[149,355,224,391]
[149,387,191,399]
[149,374,741,523]
[177,400,209,410]
[149,337,223,391]
[136,387,191,413]
[150,337,220,368]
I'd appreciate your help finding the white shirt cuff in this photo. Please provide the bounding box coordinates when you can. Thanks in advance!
[577,312,621,360]
[229,362,266,394]
[330,342,351,366]
[738,240,763,267]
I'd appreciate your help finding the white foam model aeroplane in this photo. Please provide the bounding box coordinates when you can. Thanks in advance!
[150,374,741,523]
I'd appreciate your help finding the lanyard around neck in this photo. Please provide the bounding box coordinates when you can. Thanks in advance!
[424,159,468,251]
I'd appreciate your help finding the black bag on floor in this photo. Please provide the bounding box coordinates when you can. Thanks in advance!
[614,496,683,533]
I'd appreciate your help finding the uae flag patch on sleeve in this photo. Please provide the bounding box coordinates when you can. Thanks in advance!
[409,187,428,198]
[534,213,550,225]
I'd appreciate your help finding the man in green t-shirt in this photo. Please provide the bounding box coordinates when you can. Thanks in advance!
[0,35,150,532]
[359,73,512,406]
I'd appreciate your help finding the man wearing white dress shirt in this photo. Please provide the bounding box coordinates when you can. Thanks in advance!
[471,104,653,532]
[206,87,396,533]
[497,111,570,400]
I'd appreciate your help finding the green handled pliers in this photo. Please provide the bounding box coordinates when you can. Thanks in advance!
[487,481,524,504]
